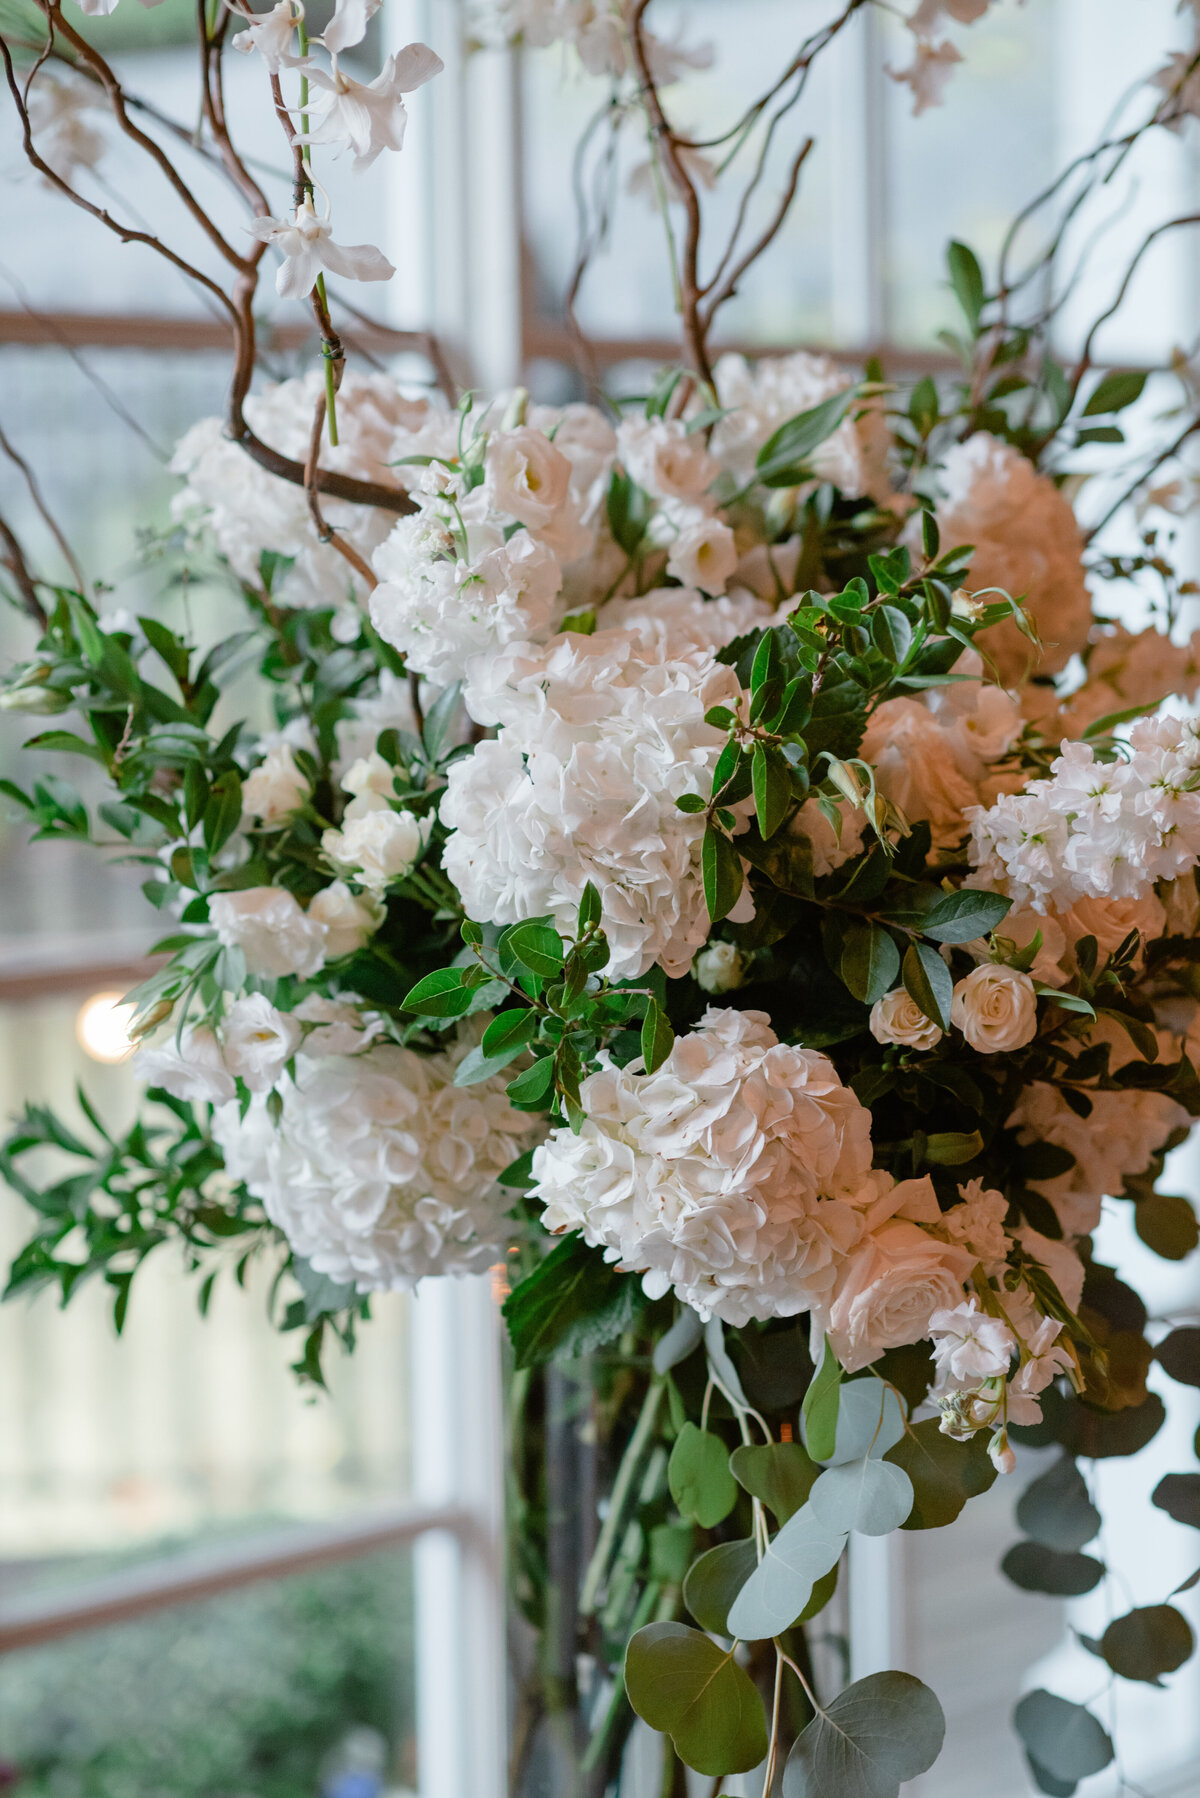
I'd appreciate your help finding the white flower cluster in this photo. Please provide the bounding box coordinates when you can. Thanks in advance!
[322,753,432,895]
[369,412,617,687]
[440,601,753,979]
[888,1,992,116]
[530,1007,875,1328]
[211,1030,541,1291]
[208,881,383,978]
[172,373,436,626]
[968,715,1200,911]
[710,350,895,504]
[929,432,1093,685]
[479,0,711,84]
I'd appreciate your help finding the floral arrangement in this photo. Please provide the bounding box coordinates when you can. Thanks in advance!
[4,0,1200,1793]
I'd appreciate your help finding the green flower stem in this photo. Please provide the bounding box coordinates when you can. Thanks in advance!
[580,1578,666,1775]
[579,1379,664,1616]
[293,22,339,449]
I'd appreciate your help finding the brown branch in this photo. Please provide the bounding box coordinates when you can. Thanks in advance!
[0,417,85,590]
[196,0,271,222]
[302,386,380,591]
[40,1,254,274]
[0,509,48,628]
[1084,415,1200,546]
[702,137,813,329]
[1069,210,1200,405]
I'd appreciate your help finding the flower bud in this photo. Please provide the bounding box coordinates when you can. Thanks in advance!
[694,941,746,994]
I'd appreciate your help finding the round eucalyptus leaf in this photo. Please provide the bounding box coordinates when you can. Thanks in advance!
[1025,1754,1078,1797]
[1153,1473,1200,1531]
[1156,1326,1200,1389]
[683,1538,758,1636]
[1015,1454,1101,1551]
[1135,1192,1199,1261]
[726,1504,846,1641]
[782,1670,945,1798]
[1001,1541,1105,1597]
[668,1423,738,1529]
[624,1622,768,1777]
[730,1441,819,1524]
[810,1455,914,1537]
[1013,1691,1113,1783]
[1100,1605,1195,1685]
[885,1418,996,1529]
[810,1377,905,1466]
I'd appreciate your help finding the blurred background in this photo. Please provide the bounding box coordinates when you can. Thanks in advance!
[0,1,1199,1794]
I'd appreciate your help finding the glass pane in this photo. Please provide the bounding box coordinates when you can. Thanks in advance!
[0,997,410,1567]
[0,1546,417,1798]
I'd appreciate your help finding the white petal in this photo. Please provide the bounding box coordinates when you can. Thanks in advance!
[322,0,380,55]
[391,41,443,91]
[317,237,395,283]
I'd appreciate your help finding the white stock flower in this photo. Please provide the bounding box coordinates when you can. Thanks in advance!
[530,1007,875,1327]
[929,1300,1014,1396]
[297,45,443,170]
[483,427,573,528]
[210,886,327,978]
[616,417,719,507]
[248,198,394,299]
[370,515,565,687]
[27,74,107,182]
[292,993,383,1056]
[950,964,1038,1053]
[929,433,1092,684]
[222,993,301,1093]
[710,351,893,501]
[666,517,738,594]
[1008,1315,1074,1424]
[937,1178,1010,1270]
[887,39,964,115]
[441,620,754,979]
[232,0,301,69]
[135,1026,235,1106]
[594,586,771,657]
[211,1030,541,1290]
[694,941,746,994]
[307,880,386,957]
[869,989,943,1051]
[241,743,311,827]
[826,1220,976,1372]
[322,807,431,894]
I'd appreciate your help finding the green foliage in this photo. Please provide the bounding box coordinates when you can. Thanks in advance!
[624,1623,768,1776]
[1153,1473,1200,1530]
[726,1505,847,1640]
[801,1339,842,1462]
[1001,1542,1106,1597]
[1157,1326,1200,1387]
[682,1538,759,1634]
[667,1424,739,1529]
[729,1441,819,1524]
[1097,1605,1194,1685]
[783,1671,945,1798]
[501,1232,644,1369]
[885,1422,996,1530]
[809,1456,914,1537]
[1015,1454,1101,1551]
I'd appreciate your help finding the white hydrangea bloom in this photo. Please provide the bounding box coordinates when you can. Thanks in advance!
[968,715,1200,911]
[530,1007,876,1326]
[594,585,772,656]
[929,433,1092,684]
[212,1031,542,1291]
[441,616,753,979]
[171,373,438,615]
[709,350,894,501]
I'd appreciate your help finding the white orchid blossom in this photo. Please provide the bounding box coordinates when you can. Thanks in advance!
[320,0,380,55]
[74,0,163,17]
[295,43,444,170]
[231,0,305,71]
[248,197,394,298]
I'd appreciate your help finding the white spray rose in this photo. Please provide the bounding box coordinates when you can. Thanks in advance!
[135,1026,235,1106]
[322,807,432,894]
[869,989,943,1050]
[221,993,301,1093]
[308,880,386,958]
[241,744,311,827]
[483,426,573,528]
[825,1221,976,1372]
[209,887,327,978]
[950,964,1038,1053]
[694,941,746,994]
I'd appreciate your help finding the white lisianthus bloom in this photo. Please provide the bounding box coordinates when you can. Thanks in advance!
[666,517,738,594]
[531,1007,875,1327]
[950,964,1038,1053]
[483,427,573,528]
[887,38,964,115]
[869,989,943,1050]
[308,881,387,958]
[210,886,327,978]
[211,1028,542,1291]
[296,44,443,170]
[928,1300,1014,1394]
[341,751,399,811]
[322,806,432,894]
[790,797,868,878]
[292,994,383,1057]
[442,618,754,979]
[825,1220,976,1372]
[241,743,311,827]
[694,941,746,994]
[248,198,394,299]
[135,1026,235,1106]
[616,417,719,507]
[221,993,301,1093]
[232,0,301,69]
[928,433,1092,684]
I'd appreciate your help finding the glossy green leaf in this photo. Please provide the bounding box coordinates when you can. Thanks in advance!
[1081,370,1147,416]
[501,1232,643,1368]
[505,922,565,977]
[668,1424,738,1529]
[870,605,914,665]
[885,1421,996,1530]
[921,887,1012,944]
[505,1055,557,1108]
[624,1622,768,1776]
[801,1339,842,1463]
[702,825,744,923]
[730,1441,819,1524]
[1001,1541,1105,1596]
[1013,1692,1113,1783]
[947,240,986,332]
[902,940,952,1032]
[683,1538,758,1634]
[755,390,854,486]
[402,967,474,1017]
[783,1670,945,1798]
[481,1008,538,1057]
[641,999,675,1075]
[1135,1192,1199,1260]
[840,919,901,1005]
[752,743,792,840]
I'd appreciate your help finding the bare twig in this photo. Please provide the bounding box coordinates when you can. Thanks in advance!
[302,386,379,591]
[0,417,85,590]
[0,508,48,627]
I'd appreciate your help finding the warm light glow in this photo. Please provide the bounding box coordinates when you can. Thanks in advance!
[76,991,137,1064]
